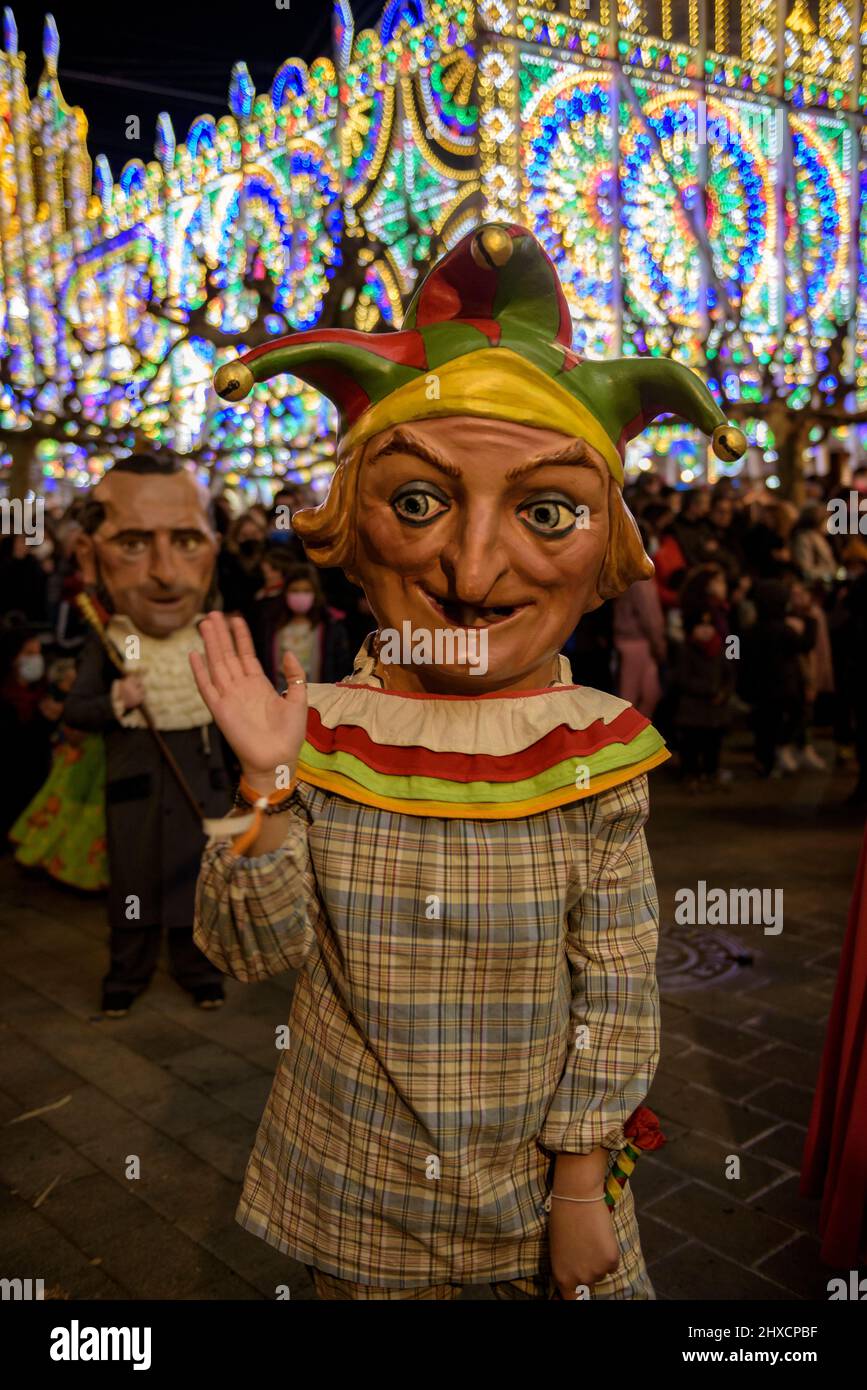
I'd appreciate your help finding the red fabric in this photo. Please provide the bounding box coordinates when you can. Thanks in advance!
[653,533,688,611]
[304,703,650,783]
[800,822,867,1268]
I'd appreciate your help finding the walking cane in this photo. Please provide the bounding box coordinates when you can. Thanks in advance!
[75,592,205,826]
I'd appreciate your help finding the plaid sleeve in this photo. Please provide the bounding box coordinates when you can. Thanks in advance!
[194,812,318,981]
[538,773,660,1155]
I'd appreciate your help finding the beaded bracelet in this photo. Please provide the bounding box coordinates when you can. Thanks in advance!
[233,787,295,814]
[229,776,297,856]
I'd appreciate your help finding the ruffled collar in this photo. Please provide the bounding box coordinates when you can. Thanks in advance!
[343,631,575,693]
[296,637,669,820]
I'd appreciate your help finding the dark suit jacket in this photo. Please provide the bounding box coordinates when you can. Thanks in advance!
[65,634,232,930]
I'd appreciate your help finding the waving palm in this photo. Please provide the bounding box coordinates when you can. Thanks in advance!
[189,612,307,787]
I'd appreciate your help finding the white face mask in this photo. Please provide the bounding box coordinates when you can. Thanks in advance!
[16,653,45,684]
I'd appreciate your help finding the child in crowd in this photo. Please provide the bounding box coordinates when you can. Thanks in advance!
[252,562,351,688]
[672,606,736,791]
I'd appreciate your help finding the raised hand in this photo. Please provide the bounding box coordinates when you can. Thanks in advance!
[189,612,308,792]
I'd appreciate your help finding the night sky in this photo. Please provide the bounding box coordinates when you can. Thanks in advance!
[12,0,386,171]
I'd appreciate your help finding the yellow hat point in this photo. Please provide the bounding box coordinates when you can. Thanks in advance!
[471,225,513,270]
[214,361,254,402]
[712,423,747,463]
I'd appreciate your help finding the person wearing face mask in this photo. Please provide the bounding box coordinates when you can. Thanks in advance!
[252,562,351,688]
[0,628,62,839]
[216,514,266,619]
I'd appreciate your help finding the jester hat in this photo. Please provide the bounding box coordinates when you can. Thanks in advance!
[214,223,746,482]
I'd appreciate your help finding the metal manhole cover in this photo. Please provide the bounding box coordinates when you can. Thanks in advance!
[657,924,755,991]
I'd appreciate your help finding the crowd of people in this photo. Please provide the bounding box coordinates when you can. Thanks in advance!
[611,469,867,801]
[2,466,867,853]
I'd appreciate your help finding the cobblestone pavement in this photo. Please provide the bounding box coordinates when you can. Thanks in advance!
[1,738,864,1301]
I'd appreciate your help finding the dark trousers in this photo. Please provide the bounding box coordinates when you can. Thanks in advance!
[104,924,221,995]
[753,698,805,775]
[679,727,724,779]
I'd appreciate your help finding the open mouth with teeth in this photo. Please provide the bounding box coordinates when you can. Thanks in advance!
[418,585,528,629]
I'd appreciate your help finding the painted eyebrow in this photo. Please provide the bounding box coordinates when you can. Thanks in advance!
[505,443,606,482]
[366,428,462,478]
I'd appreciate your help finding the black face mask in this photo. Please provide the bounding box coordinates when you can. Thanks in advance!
[238,539,261,558]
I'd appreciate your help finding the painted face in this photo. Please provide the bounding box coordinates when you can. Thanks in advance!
[84,471,217,637]
[352,416,612,693]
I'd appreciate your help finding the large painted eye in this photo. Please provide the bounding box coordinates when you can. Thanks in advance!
[518,497,582,537]
[391,488,450,526]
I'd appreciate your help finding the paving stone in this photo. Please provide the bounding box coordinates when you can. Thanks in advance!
[109,1010,210,1064]
[662,988,766,1028]
[744,1043,820,1089]
[180,1112,257,1184]
[667,1015,765,1059]
[743,1123,808,1171]
[648,1241,792,1301]
[0,1193,128,1300]
[165,1042,265,1094]
[647,1181,797,1266]
[741,981,834,1021]
[135,1080,232,1137]
[41,1173,259,1299]
[749,1176,821,1237]
[211,1073,275,1122]
[173,1211,311,1299]
[647,1075,779,1146]
[0,1113,97,1202]
[742,1080,815,1127]
[649,1130,783,1199]
[662,1046,768,1101]
[0,1025,88,1108]
[632,1153,691,1207]
[740,1010,827,1051]
[756,1234,837,1300]
[639,1213,691,1266]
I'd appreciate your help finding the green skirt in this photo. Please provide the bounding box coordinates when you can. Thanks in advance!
[10,734,108,891]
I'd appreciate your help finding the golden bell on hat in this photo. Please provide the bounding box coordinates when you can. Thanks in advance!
[214,361,255,402]
[470,225,514,270]
[712,423,748,463]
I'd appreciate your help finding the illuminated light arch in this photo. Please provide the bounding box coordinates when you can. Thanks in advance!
[342,80,395,206]
[789,115,851,325]
[271,59,309,111]
[380,0,426,43]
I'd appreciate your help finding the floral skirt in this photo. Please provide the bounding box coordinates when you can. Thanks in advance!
[10,735,108,891]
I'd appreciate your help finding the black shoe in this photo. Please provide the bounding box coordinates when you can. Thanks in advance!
[101,989,135,1018]
[192,983,225,1010]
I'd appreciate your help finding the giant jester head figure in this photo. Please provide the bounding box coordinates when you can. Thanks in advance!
[76,456,218,638]
[216,223,745,694]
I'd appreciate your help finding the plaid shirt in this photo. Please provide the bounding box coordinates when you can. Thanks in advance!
[194,756,660,1288]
